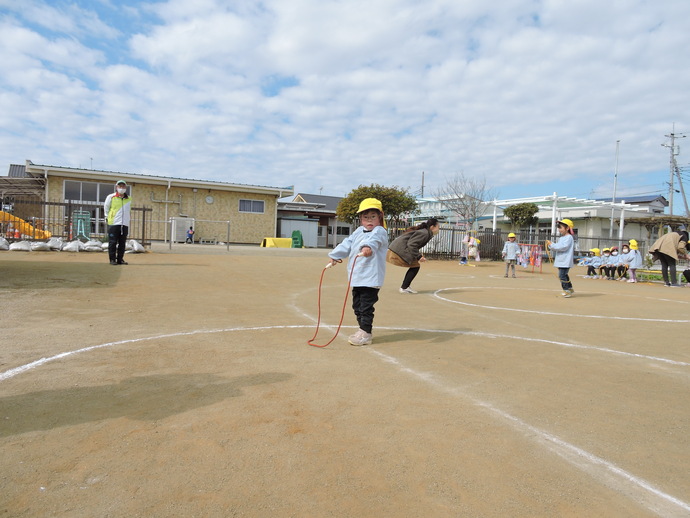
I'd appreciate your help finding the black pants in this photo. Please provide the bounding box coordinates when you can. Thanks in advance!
[401,267,420,289]
[657,252,677,285]
[351,287,379,334]
[108,224,128,263]
[558,267,573,291]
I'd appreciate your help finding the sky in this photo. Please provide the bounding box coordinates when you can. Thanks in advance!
[1,0,689,207]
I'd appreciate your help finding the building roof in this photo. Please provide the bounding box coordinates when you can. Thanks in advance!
[1,164,46,196]
[292,193,342,212]
[18,160,294,197]
[595,195,668,206]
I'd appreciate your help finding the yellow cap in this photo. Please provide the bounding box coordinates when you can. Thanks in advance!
[590,248,600,256]
[356,198,386,228]
[629,239,638,250]
[557,218,574,228]
[508,232,516,238]
[475,238,480,244]
[357,198,383,213]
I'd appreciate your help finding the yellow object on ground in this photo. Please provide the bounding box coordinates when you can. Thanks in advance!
[0,211,52,239]
[260,237,292,248]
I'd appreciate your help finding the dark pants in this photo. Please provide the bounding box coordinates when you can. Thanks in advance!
[657,252,677,285]
[108,224,128,263]
[351,287,379,334]
[402,267,420,289]
[558,267,573,291]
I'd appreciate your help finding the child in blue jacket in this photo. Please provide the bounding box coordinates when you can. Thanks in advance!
[328,198,388,346]
[546,219,575,297]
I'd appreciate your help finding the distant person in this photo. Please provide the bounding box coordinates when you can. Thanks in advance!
[104,180,132,265]
[648,230,690,287]
[546,219,575,298]
[501,232,520,278]
[584,248,601,278]
[326,198,388,346]
[387,218,440,293]
[599,248,613,280]
[623,240,643,283]
[186,226,195,244]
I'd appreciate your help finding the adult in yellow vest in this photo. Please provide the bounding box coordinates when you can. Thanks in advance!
[104,180,132,265]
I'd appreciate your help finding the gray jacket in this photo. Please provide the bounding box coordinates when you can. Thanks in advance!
[388,228,434,265]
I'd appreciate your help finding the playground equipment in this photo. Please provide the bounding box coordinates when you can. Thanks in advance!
[1,211,52,240]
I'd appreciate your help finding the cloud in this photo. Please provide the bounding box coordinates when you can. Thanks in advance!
[0,0,688,200]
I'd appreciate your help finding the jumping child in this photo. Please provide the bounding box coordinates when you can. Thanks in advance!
[327,198,388,346]
[546,219,575,298]
[502,233,520,278]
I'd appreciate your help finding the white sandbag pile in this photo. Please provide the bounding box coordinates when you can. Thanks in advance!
[47,237,64,250]
[0,237,9,251]
[30,241,51,251]
[62,240,85,252]
[9,240,32,251]
[127,239,145,253]
[84,240,104,252]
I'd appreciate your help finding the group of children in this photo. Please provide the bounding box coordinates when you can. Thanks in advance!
[579,240,643,282]
[324,201,686,346]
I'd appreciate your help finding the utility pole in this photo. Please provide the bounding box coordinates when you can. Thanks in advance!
[662,124,686,215]
[420,171,425,197]
[609,140,620,239]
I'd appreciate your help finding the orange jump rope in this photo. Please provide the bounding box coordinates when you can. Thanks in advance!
[307,254,362,348]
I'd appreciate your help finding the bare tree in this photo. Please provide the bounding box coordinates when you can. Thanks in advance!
[432,173,499,228]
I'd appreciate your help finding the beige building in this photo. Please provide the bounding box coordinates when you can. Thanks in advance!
[16,160,293,244]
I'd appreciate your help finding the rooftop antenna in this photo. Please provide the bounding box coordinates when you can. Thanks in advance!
[609,140,620,239]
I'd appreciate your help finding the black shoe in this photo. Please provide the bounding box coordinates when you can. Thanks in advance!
[110,260,117,265]
[117,260,128,265]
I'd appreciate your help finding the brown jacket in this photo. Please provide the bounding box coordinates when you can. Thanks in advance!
[388,228,434,266]
[649,232,688,260]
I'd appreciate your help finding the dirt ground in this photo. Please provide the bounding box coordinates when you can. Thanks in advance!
[1,243,689,517]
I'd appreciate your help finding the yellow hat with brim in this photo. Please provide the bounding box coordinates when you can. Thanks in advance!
[590,248,600,256]
[629,239,638,250]
[508,233,516,238]
[356,198,386,228]
[557,218,574,228]
[357,198,383,213]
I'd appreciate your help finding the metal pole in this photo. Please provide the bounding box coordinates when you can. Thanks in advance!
[226,221,231,252]
[609,140,620,238]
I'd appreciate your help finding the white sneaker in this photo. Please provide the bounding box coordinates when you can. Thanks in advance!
[348,329,372,346]
[399,287,418,294]
[562,289,574,298]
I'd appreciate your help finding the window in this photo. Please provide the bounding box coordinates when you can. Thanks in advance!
[64,180,120,203]
[336,226,350,236]
[239,199,264,213]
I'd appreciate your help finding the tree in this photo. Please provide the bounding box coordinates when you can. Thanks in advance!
[432,173,498,228]
[336,184,418,227]
[503,202,539,230]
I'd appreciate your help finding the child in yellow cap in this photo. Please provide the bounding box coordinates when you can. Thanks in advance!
[545,219,575,297]
[327,198,388,345]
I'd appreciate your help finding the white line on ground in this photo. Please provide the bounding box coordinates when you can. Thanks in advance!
[2,325,688,515]
[434,287,690,323]
[366,347,690,517]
